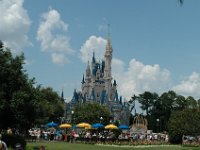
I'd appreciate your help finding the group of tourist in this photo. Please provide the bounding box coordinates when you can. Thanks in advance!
[28,127,169,145]
[28,128,58,142]
[182,135,200,145]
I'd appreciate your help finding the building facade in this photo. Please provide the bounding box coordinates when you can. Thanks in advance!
[65,33,130,125]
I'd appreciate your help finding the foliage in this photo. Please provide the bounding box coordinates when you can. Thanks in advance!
[0,41,64,132]
[73,102,111,124]
[168,109,200,144]
[135,90,200,134]
[0,42,35,130]
[138,91,158,116]
[34,87,64,125]
[136,91,158,130]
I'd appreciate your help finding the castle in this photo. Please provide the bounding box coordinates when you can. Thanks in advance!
[65,32,130,125]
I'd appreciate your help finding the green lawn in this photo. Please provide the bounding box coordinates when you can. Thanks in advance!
[26,142,200,150]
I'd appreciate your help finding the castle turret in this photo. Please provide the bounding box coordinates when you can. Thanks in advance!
[81,74,85,84]
[104,31,113,101]
[92,51,96,76]
[86,61,91,81]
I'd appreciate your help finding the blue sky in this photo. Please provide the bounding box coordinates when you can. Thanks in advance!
[1,0,200,102]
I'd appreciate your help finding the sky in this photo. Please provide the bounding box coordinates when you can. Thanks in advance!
[1,0,200,103]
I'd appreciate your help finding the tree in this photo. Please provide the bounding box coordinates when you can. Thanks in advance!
[198,99,200,111]
[157,90,177,131]
[168,109,200,144]
[137,92,158,131]
[0,42,35,130]
[173,95,187,111]
[73,102,111,125]
[138,91,158,116]
[0,41,64,132]
[35,87,64,125]
[128,94,137,115]
[186,96,197,110]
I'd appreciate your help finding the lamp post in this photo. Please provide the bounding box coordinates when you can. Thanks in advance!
[100,117,103,123]
[71,110,74,143]
[71,110,74,123]
[156,118,160,133]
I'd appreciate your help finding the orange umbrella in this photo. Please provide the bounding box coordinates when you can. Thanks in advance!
[59,123,72,128]
[105,124,118,129]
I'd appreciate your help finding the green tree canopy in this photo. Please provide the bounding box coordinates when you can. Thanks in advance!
[35,86,64,125]
[168,109,200,144]
[73,102,111,125]
[0,41,64,132]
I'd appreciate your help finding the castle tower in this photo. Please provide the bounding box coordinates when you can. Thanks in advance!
[86,61,91,82]
[104,31,113,101]
[83,61,92,101]
[67,29,131,125]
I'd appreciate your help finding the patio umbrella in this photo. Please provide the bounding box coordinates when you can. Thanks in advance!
[92,123,104,129]
[85,125,92,129]
[59,123,72,128]
[105,124,118,129]
[76,122,91,128]
[47,121,58,127]
[118,125,129,130]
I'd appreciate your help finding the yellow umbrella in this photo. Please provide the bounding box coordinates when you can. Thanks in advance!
[85,125,92,129]
[105,124,118,129]
[76,122,91,128]
[59,123,72,128]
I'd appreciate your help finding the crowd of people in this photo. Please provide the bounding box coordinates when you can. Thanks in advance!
[27,127,169,145]
[5,126,200,148]
[182,135,200,146]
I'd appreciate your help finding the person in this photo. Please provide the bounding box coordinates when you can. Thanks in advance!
[0,134,8,150]
[6,128,12,135]
[40,145,45,150]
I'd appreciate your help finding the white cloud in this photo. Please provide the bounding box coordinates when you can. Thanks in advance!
[80,36,106,63]
[112,58,171,99]
[51,53,70,65]
[80,36,171,100]
[173,72,200,99]
[0,0,32,53]
[37,8,74,64]
[112,58,125,74]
